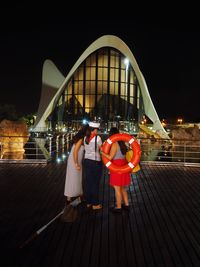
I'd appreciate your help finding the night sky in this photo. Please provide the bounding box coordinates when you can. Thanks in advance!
[1,6,200,122]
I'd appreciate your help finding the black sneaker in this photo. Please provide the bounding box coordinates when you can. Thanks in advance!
[122,204,130,211]
[110,207,122,214]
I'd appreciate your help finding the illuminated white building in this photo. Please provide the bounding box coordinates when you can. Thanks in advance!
[33,35,168,139]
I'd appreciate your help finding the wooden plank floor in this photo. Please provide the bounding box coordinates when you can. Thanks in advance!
[1,162,200,267]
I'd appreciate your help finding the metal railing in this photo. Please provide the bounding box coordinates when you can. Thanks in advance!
[139,138,200,165]
[0,132,75,162]
[1,134,200,165]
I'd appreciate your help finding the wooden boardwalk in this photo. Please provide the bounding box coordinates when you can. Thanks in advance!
[1,162,200,267]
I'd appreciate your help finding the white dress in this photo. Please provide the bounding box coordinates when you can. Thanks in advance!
[64,144,85,197]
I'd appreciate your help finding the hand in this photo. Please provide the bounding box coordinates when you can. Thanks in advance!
[75,163,81,170]
[100,150,105,156]
[100,145,103,153]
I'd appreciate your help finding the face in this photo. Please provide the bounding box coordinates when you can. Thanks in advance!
[92,128,98,134]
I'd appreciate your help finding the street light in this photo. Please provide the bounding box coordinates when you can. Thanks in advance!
[177,118,183,124]
[124,58,129,69]
[124,58,129,122]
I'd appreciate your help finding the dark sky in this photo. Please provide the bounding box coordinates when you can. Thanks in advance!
[1,6,200,122]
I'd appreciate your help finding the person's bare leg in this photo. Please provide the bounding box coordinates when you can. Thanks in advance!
[113,186,122,208]
[65,196,71,206]
[121,187,129,206]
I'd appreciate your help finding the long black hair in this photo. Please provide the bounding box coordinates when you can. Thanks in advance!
[73,124,89,144]
[85,126,98,144]
[109,127,127,155]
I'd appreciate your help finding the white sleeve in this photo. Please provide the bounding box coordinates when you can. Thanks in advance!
[97,136,102,146]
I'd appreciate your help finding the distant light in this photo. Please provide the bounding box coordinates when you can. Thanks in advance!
[177,118,183,124]
[62,154,66,159]
[82,119,88,125]
[124,58,129,68]
[56,158,61,163]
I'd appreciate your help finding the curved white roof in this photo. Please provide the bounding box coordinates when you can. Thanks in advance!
[33,59,65,130]
[33,35,168,139]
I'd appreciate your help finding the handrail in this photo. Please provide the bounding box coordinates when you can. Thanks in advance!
[0,134,200,164]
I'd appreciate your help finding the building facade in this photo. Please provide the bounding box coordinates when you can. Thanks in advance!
[33,35,168,138]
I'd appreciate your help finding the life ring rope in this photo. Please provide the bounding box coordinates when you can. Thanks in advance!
[128,162,135,169]
[129,138,135,144]
[107,138,112,144]
[106,161,112,167]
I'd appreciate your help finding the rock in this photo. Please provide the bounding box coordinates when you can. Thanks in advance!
[171,125,200,141]
[171,125,200,162]
[0,120,29,158]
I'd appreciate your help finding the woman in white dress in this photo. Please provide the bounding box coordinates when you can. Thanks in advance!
[63,124,89,206]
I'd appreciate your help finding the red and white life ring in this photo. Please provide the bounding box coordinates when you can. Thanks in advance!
[102,133,141,174]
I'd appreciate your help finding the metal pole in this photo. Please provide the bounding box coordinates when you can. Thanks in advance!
[19,209,64,249]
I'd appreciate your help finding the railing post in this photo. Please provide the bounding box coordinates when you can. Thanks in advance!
[36,141,38,159]
[184,142,186,164]
[0,141,2,159]
[49,137,52,158]
[56,135,59,159]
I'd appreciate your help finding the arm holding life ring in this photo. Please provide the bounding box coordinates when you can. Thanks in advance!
[101,142,117,160]
[101,133,141,174]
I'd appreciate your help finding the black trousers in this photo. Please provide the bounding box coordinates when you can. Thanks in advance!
[84,159,102,205]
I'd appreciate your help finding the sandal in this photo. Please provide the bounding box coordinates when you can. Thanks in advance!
[92,204,102,210]
[86,204,92,208]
